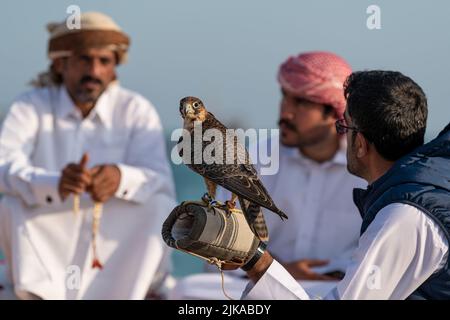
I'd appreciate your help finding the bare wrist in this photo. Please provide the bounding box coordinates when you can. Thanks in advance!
[246,250,273,283]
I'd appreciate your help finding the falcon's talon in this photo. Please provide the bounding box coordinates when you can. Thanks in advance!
[200,192,219,211]
[223,201,236,217]
[201,192,213,204]
[225,200,236,210]
[227,200,236,208]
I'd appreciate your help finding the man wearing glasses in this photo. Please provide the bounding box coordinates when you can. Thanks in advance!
[241,71,450,299]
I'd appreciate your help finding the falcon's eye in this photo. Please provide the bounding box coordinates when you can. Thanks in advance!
[193,102,199,109]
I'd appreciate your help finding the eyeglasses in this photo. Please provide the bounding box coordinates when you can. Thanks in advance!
[335,118,359,134]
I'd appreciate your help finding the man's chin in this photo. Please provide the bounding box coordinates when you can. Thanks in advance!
[280,135,299,147]
[75,90,103,104]
[347,163,364,179]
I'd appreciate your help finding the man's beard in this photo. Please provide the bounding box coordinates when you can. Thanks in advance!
[278,119,332,148]
[74,76,106,103]
[346,148,364,179]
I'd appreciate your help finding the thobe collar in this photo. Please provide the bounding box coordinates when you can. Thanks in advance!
[56,82,117,126]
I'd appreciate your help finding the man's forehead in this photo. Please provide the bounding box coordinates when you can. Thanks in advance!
[281,88,315,103]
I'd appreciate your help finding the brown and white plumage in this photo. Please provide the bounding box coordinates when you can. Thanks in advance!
[178,96,287,241]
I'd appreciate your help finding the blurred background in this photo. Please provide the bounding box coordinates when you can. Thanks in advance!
[0,0,449,278]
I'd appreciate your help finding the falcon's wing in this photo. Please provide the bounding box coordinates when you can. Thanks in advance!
[194,163,286,218]
[186,111,287,219]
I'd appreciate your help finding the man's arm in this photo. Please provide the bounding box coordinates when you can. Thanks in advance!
[242,252,312,300]
[243,203,448,300]
[0,98,62,207]
[109,98,176,204]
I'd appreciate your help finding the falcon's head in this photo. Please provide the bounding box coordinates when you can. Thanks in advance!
[180,96,207,122]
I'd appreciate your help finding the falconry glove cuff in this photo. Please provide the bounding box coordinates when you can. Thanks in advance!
[162,202,263,269]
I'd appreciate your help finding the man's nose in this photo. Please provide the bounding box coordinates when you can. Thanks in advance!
[280,105,295,120]
[87,58,102,77]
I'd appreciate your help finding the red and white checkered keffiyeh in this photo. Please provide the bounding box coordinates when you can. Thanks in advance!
[278,51,352,118]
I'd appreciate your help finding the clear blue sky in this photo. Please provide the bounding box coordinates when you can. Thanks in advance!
[1,0,449,138]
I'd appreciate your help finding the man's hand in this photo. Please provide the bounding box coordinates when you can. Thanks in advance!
[283,259,338,281]
[59,153,91,201]
[87,164,121,203]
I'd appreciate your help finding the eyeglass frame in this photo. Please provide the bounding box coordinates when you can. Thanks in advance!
[335,118,360,135]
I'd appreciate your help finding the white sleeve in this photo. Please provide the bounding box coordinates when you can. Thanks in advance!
[114,98,176,204]
[331,203,448,299]
[242,259,311,300]
[0,98,62,207]
[243,203,448,300]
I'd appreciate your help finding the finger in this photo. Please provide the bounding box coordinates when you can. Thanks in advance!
[79,153,89,169]
[62,170,92,186]
[313,274,337,281]
[91,165,106,178]
[62,163,79,174]
[60,176,90,191]
[92,173,111,188]
[306,259,330,267]
[89,166,102,177]
[63,164,90,176]
[220,261,242,270]
[221,264,240,271]
[299,269,336,281]
[91,169,116,193]
[60,183,84,195]
[91,191,110,203]
[91,187,115,203]
[63,181,87,193]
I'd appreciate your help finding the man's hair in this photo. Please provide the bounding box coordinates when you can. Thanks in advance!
[344,70,428,161]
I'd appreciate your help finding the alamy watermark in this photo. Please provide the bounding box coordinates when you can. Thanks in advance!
[66,264,81,290]
[66,5,81,30]
[367,5,381,30]
[366,264,382,290]
[171,122,280,176]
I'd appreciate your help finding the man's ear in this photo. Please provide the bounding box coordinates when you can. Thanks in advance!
[355,132,369,159]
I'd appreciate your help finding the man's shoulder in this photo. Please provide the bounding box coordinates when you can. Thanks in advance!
[373,203,449,247]
[113,85,157,113]
[9,86,58,115]
[13,86,53,104]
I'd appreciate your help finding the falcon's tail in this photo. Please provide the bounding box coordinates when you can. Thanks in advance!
[238,196,269,242]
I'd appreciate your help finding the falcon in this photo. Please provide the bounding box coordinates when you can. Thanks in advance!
[177,96,287,241]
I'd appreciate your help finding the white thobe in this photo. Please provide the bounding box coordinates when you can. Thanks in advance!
[243,203,449,299]
[0,83,176,299]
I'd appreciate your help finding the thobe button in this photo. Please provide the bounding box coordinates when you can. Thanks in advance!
[46,195,53,203]
[122,190,128,196]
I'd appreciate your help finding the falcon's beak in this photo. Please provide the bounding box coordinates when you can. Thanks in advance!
[184,104,196,119]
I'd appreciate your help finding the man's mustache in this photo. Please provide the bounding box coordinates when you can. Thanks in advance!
[80,76,103,86]
[278,119,297,131]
